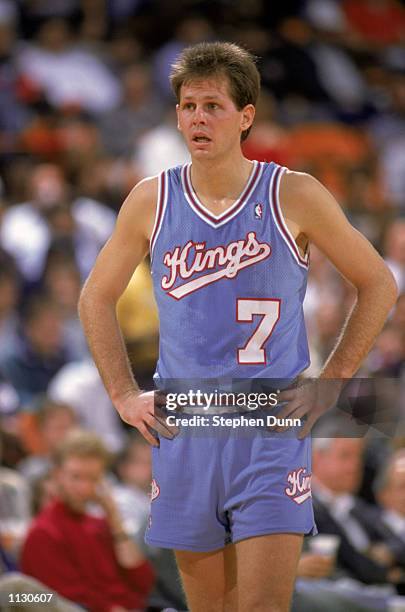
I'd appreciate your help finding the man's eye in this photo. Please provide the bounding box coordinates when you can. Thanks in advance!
[184,103,194,110]
[208,103,218,110]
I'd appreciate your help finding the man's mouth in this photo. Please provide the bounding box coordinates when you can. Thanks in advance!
[193,136,211,143]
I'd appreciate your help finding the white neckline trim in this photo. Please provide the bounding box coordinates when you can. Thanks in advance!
[181,161,263,229]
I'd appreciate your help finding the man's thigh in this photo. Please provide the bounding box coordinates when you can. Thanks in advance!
[235,533,303,612]
[175,544,237,612]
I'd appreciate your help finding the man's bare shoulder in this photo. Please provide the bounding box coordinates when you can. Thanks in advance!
[121,175,159,218]
[280,169,325,207]
[119,175,159,240]
[280,169,341,235]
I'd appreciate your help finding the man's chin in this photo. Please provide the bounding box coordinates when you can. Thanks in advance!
[62,497,87,513]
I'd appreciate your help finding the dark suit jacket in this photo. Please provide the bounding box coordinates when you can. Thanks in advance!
[312,491,390,585]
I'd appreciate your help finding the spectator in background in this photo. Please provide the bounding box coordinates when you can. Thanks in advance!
[0,250,20,361]
[312,434,404,588]
[18,397,76,482]
[112,434,188,612]
[39,242,89,360]
[153,15,214,101]
[17,17,121,115]
[374,450,405,566]
[21,429,155,612]
[1,294,68,406]
[0,0,31,154]
[366,322,405,376]
[384,218,405,293]
[99,62,164,158]
[134,107,190,176]
[48,359,125,452]
[0,163,116,283]
[113,432,151,498]
[342,0,405,49]
[116,258,159,390]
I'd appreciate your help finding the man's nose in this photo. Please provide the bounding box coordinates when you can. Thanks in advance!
[192,107,207,124]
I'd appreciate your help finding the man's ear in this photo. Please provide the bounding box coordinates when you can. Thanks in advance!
[176,104,182,131]
[241,104,255,132]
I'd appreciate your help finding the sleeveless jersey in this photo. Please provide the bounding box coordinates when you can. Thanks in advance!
[149,161,310,383]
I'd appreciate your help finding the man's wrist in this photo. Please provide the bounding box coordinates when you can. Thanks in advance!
[112,388,143,412]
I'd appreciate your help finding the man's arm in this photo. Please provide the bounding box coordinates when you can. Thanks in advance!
[78,177,174,445]
[277,171,398,436]
[281,170,398,378]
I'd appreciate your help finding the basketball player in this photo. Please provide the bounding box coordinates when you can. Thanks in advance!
[79,43,397,611]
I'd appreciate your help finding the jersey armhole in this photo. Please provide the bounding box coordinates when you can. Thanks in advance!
[150,170,169,261]
[268,165,309,269]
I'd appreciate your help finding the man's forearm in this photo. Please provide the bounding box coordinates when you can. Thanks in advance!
[79,292,140,404]
[320,275,397,379]
[106,508,146,568]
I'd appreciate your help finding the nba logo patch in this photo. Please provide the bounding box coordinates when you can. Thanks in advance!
[254,203,263,219]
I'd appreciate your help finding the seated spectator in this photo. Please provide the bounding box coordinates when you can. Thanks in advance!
[312,433,405,587]
[18,397,76,481]
[16,17,121,115]
[0,467,31,561]
[116,259,159,390]
[374,449,405,568]
[48,359,125,452]
[293,548,397,611]
[99,63,164,158]
[114,432,151,497]
[384,219,405,293]
[1,294,68,406]
[112,434,188,611]
[39,242,89,360]
[0,249,20,361]
[0,163,116,284]
[21,429,155,611]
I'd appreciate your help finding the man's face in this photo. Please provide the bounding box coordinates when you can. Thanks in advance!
[313,438,364,495]
[55,455,104,513]
[41,409,76,453]
[25,308,63,357]
[379,458,405,517]
[120,443,152,493]
[176,76,254,161]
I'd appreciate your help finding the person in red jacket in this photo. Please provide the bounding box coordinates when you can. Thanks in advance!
[21,429,155,612]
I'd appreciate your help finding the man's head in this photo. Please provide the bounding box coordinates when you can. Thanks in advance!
[53,429,110,513]
[114,433,151,494]
[312,437,365,495]
[36,397,76,454]
[20,294,63,357]
[171,42,260,158]
[375,450,405,517]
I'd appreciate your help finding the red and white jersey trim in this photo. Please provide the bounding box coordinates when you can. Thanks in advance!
[150,170,168,260]
[269,165,309,269]
[182,160,263,228]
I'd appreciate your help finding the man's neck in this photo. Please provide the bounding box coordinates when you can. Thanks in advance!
[190,154,253,206]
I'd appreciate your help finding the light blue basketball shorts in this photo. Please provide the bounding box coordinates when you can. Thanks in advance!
[145,411,317,552]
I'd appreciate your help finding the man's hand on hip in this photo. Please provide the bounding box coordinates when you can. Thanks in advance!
[115,391,179,446]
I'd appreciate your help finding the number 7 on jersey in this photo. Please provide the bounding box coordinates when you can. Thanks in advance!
[237,298,281,365]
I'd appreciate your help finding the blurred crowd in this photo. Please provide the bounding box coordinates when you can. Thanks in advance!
[0,0,405,610]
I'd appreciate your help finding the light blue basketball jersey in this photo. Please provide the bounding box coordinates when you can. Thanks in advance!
[150,161,310,383]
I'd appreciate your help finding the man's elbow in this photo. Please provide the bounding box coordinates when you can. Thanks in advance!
[358,264,398,308]
[381,265,399,308]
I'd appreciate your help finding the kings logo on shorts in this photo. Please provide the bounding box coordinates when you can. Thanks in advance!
[150,478,160,502]
[284,468,312,505]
